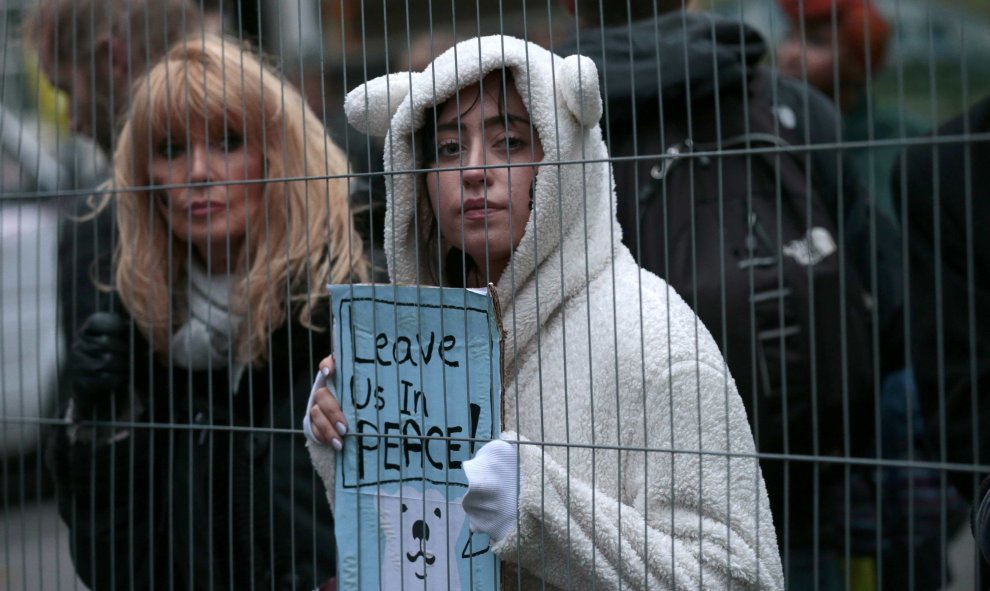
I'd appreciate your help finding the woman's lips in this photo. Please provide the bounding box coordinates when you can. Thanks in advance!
[461,199,505,220]
[187,201,227,216]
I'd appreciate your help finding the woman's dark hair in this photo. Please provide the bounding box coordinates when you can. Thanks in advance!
[415,68,519,288]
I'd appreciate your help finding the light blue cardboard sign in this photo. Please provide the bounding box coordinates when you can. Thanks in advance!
[330,285,501,591]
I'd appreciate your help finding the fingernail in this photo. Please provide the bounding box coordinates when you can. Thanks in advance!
[321,366,331,377]
[335,422,347,437]
[331,438,342,451]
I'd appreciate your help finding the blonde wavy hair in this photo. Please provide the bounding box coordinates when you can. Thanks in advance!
[111,34,368,365]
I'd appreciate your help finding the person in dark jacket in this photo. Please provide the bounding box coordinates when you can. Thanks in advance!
[51,35,369,590]
[559,2,906,589]
[895,95,990,519]
[778,3,968,588]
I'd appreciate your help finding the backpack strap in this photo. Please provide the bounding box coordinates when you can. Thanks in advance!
[637,68,818,204]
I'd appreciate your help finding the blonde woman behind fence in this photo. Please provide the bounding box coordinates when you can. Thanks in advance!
[52,34,367,590]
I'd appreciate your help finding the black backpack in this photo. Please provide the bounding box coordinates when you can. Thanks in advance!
[610,70,876,546]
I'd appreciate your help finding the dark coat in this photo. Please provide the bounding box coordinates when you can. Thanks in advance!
[50,304,336,591]
[894,95,990,499]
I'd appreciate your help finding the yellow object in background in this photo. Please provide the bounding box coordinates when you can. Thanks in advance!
[21,49,69,134]
[843,556,878,591]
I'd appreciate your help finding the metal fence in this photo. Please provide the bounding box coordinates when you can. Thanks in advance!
[1,0,989,589]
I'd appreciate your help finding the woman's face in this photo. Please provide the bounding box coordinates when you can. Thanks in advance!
[149,121,266,269]
[425,73,544,284]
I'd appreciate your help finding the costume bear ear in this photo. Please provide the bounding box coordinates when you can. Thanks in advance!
[558,55,602,128]
[345,73,418,137]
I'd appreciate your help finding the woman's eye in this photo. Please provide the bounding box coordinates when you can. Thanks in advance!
[495,135,526,155]
[501,136,524,151]
[157,141,184,158]
[219,133,243,152]
[435,141,461,158]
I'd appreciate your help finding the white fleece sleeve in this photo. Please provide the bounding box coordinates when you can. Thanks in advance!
[492,361,783,590]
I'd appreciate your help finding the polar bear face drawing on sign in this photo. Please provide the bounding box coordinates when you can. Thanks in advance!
[378,486,466,590]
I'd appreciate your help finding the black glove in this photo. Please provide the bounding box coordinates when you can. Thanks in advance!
[67,312,131,418]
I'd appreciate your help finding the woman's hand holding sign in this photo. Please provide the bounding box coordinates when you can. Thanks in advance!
[304,356,349,451]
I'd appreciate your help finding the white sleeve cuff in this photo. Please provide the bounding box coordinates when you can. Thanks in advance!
[462,438,520,543]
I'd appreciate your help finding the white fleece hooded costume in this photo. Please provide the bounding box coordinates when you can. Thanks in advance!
[308,35,784,590]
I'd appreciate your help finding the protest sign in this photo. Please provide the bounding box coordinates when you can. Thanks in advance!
[330,284,503,590]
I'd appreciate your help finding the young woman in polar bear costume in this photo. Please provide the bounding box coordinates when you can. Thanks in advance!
[306,35,784,590]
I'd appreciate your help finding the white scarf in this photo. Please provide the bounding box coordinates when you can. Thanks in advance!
[170,260,246,393]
